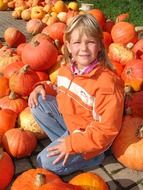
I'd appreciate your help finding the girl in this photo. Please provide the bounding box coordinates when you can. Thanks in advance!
[28,14,124,176]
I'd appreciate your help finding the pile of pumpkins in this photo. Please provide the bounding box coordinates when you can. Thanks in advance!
[1,0,143,189]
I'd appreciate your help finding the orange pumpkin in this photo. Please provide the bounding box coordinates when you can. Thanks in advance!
[4,27,26,48]
[69,172,109,190]
[2,128,37,158]
[112,116,143,170]
[21,39,58,71]
[0,91,28,115]
[9,64,40,97]
[111,21,137,45]
[87,9,106,29]
[121,59,143,92]
[0,108,17,143]
[11,168,63,190]
[0,75,10,98]
[0,148,15,190]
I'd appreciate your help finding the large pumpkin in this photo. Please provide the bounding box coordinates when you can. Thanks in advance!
[112,116,143,171]
[69,172,109,190]
[0,148,14,190]
[2,128,37,158]
[21,39,58,71]
[11,168,63,190]
[121,59,143,92]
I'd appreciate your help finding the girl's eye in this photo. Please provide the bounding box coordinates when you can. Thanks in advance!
[73,42,80,44]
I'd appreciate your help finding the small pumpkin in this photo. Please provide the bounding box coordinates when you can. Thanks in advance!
[112,116,143,171]
[0,148,15,190]
[0,74,10,98]
[4,27,26,48]
[121,59,143,92]
[9,64,40,97]
[2,128,37,158]
[0,91,28,115]
[69,172,109,190]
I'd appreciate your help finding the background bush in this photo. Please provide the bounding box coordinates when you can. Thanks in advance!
[77,0,143,26]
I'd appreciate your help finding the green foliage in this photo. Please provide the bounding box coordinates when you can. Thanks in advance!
[77,0,143,26]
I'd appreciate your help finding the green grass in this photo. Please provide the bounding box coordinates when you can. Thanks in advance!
[77,0,143,26]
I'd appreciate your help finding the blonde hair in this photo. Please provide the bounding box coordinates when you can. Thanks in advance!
[64,13,113,70]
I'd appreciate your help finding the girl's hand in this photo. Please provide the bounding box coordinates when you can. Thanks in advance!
[28,85,46,108]
[47,138,69,166]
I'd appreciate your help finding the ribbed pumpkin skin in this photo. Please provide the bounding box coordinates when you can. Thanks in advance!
[0,150,14,190]
[112,116,143,170]
[2,128,37,158]
[11,168,63,190]
[21,39,58,71]
[69,172,109,190]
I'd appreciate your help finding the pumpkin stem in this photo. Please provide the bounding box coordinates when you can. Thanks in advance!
[34,173,46,187]
[32,40,40,47]
[20,64,30,73]
[137,125,143,138]
[9,91,18,99]
[124,85,133,95]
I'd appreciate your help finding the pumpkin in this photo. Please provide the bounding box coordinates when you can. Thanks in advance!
[2,128,37,158]
[69,172,109,190]
[4,61,24,79]
[4,27,26,48]
[0,52,21,74]
[26,19,46,35]
[16,43,27,56]
[112,116,143,171]
[124,91,143,118]
[115,13,129,23]
[21,39,58,71]
[103,31,112,49]
[9,64,40,97]
[0,74,10,98]
[87,9,106,29]
[31,33,53,44]
[36,71,49,81]
[17,106,46,139]
[121,59,143,92]
[21,8,31,21]
[110,60,124,77]
[0,108,17,143]
[111,21,137,45]
[132,38,143,60]
[54,0,67,13]
[103,19,115,33]
[11,168,63,190]
[0,91,28,115]
[46,22,66,44]
[108,43,134,65]
[0,148,14,190]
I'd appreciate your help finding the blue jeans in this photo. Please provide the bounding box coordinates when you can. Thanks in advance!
[31,95,104,176]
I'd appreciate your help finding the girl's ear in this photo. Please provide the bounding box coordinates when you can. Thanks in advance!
[65,40,71,53]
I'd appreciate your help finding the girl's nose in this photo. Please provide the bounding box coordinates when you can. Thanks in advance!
[80,42,87,51]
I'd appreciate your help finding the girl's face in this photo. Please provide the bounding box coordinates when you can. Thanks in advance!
[66,28,101,69]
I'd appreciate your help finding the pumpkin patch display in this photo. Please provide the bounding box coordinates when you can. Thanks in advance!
[69,172,109,190]
[2,128,37,158]
[112,116,143,171]
[21,39,58,71]
[0,148,14,190]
